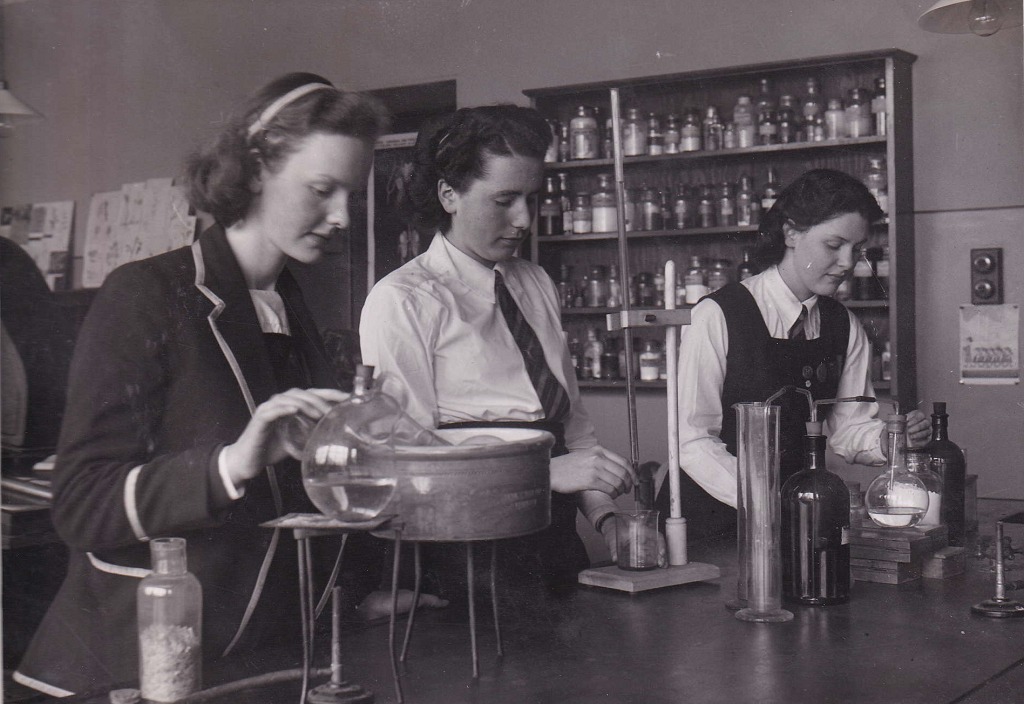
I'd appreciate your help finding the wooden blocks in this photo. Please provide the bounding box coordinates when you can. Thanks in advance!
[850,524,951,584]
[922,546,966,579]
[578,561,721,593]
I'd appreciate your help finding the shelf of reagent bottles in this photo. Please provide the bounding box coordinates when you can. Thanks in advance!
[845,299,889,308]
[539,225,759,243]
[578,379,668,389]
[544,136,887,171]
[562,304,695,317]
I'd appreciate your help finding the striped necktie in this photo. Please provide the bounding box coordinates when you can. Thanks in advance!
[494,270,571,423]
[788,305,808,341]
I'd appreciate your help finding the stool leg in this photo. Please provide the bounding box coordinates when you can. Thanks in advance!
[304,538,317,666]
[467,542,479,678]
[389,530,404,703]
[400,542,421,663]
[297,538,311,702]
[490,541,502,657]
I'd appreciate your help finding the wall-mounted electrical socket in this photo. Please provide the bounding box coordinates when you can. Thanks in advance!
[970,247,1003,305]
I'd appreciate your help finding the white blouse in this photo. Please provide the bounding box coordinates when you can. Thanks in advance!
[676,265,886,509]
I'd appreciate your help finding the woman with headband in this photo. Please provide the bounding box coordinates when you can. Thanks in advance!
[360,105,643,600]
[15,73,390,697]
[659,169,929,540]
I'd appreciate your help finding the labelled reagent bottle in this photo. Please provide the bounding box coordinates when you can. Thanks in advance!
[926,402,967,546]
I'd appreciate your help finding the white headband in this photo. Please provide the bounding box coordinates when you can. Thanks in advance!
[246,83,334,139]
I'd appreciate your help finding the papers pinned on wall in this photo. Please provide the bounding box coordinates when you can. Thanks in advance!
[82,179,196,289]
[959,304,1020,385]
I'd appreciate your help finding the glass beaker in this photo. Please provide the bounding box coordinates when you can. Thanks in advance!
[732,402,793,623]
[615,510,660,571]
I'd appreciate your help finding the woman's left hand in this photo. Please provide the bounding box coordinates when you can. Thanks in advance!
[904,409,930,448]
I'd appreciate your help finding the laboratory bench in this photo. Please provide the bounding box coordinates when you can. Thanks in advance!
[11,498,1024,704]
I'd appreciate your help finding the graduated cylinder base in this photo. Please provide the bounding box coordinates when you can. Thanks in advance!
[735,606,794,623]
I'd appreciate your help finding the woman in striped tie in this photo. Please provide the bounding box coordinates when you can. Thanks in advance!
[360,105,636,596]
[661,169,929,540]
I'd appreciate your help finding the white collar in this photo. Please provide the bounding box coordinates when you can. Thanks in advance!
[435,233,500,302]
[764,264,818,320]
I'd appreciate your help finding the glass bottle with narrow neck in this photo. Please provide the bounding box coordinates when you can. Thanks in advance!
[781,421,851,605]
[538,175,563,236]
[926,402,966,545]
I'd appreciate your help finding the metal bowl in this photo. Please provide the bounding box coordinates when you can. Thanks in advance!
[364,427,554,541]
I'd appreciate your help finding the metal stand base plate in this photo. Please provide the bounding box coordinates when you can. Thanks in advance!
[307,681,376,704]
[577,562,720,593]
[972,597,1024,618]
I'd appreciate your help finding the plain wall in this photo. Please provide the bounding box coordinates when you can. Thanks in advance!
[2,1,1022,560]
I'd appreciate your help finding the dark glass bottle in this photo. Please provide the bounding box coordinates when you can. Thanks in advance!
[926,402,967,546]
[781,423,851,606]
[737,248,758,281]
[538,175,563,236]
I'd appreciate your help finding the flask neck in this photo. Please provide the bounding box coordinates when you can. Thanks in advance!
[150,537,188,575]
[886,426,908,472]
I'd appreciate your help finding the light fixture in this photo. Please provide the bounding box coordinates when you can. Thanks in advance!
[918,0,1024,37]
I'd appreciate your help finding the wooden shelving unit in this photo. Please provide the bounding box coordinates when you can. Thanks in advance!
[525,49,916,408]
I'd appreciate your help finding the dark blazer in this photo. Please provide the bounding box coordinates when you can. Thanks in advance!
[16,225,337,696]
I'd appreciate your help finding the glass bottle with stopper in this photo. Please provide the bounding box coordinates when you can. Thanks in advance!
[780,396,874,606]
[926,401,966,546]
[138,537,202,703]
[865,414,929,528]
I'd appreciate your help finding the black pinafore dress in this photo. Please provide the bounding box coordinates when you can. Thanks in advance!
[655,283,850,540]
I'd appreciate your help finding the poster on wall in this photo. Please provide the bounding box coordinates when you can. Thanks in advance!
[959,304,1019,385]
[81,180,196,288]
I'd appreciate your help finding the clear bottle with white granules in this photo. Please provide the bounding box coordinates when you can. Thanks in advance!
[138,538,202,703]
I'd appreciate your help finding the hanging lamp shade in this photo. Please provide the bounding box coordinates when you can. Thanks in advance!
[918,0,1023,35]
[0,79,41,118]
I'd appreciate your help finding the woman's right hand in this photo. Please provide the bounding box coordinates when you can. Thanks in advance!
[549,445,635,499]
[220,388,350,488]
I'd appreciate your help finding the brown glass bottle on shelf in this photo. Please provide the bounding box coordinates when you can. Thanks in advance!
[697,185,716,228]
[777,94,800,144]
[557,172,573,234]
[737,248,758,281]
[557,264,574,308]
[674,184,694,230]
[781,422,850,606]
[757,109,778,146]
[538,175,563,236]
[558,122,570,162]
[761,168,780,213]
[640,186,663,231]
[717,182,736,227]
[926,402,967,546]
[703,106,723,151]
[736,175,759,227]
[754,77,776,121]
